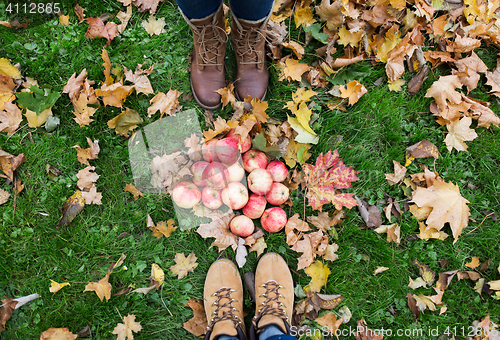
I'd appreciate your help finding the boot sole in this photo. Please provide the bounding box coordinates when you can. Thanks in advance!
[234,88,267,102]
[190,80,222,111]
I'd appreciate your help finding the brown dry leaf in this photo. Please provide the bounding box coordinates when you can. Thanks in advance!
[133,0,164,14]
[408,277,427,289]
[182,298,207,337]
[0,297,17,333]
[406,140,439,160]
[40,328,77,340]
[356,197,382,228]
[374,267,389,275]
[72,137,99,166]
[63,69,87,100]
[117,6,133,34]
[0,188,10,205]
[425,75,463,111]
[266,124,282,145]
[305,260,331,292]
[307,212,332,233]
[355,318,384,340]
[81,186,102,205]
[385,160,406,186]
[322,243,339,262]
[486,61,500,97]
[282,41,304,59]
[74,4,85,23]
[0,102,22,135]
[56,190,85,228]
[285,213,312,246]
[413,294,436,312]
[315,312,343,338]
[107,108,143,136]
[295,234,314,270]
[374,223,400,245]
[315,0,343,31]
[444,116,478,152]
[49,280,70,294]
[95,82,134,107]
[84,270,112,302]
[339,80,367,105]
[170,252,198,279]
[142,15,166,36]
[72,95,97,127]
[202,117,238,142]
[454,52,487,93]
[461,95,500,128]
[216,85,236,107]
[277,57,313,82]
[85,17,118,47]
[0,75,16,111]
[124,64,154,95]
[76,166,100,190]
[124,183,143,200]
[465,257,480,269]
[449,35,481,53]
[112,314,142,340]
[249,237,267,257]
[147,89,182,118]
[0,151,25,182]
[197,213,238,251]
[436,269,458,292]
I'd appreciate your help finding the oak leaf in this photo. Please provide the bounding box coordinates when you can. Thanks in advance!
[124,183,143,200]
[107,108,143,136]
[40,328,77,340]
[147,89,182,118]
[305,261,331,292]
[196,213,238,251]
[76,166,100,190]
[112,314,142,340]
[0,102,22,135]
[444,116,478,152]
[170,252,198,279]
[84,270,112,301]
[425,75,463,110]
[142,15,166,35]
[182,298,207,337]
[49,280,70,294]
[85,17,117,47]
[81,185,102,205]
[56,190,85,228]
[339,80,367,105]
[72,137,99,166]
[303,150,358,211]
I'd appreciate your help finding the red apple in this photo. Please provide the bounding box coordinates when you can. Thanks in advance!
[202,187,223,210]
[261,207,287,233]
[191,161,209,187]
[202,162,229,189]
[172,181,201,209]
[221,182,249,210]
[202,139,220,162]
[243,194,267,219]
[266,160,288,182]
[247,168,273,195]
[227,129,252,153]
[226,160,245,183]
[266,182,290,205]
[216,138,240,165]
[230,215,255,237]
[242,150,267,172]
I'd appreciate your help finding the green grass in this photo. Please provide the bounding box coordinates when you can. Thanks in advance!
[1,0,500,339]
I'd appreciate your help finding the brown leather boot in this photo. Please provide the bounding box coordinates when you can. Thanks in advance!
[249,253,294,340]
[180,6,227,110]
[231,13,271,101]
[204,259,247,340]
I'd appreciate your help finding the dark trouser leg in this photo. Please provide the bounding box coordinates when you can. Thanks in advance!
[176,0,222,19]
[228,0,274,20]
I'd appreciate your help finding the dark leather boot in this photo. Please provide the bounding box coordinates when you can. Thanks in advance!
[180,5,227,110]
[231,13,271,101]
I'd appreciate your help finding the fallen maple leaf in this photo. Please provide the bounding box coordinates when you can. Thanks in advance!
[72,137,100,166]
[96,83,134,107]
[315,0,343,31]
[72,94,97,127]
[355,318,384,340]
[117,6,133,34]
[444,116,478,152]
[107,108,143,136]
[147,89,182,118]
[81,185,103,205]
[170,252,198,279]
[85,17,118,47]
[0,188,10,205]
[385,160,406,185]
[0,102,22,135]
[76,166,100,190]
[147,215,177,238]
[277,57,312,82]
[84,270,112,302]
[112,314,142,340]
[133,0,164,13]
[63,69,88,100]
[294,7,316,27]
[406,140,439,161]
[339,80,367,105]
[142,15,166,35]
[40,328,77,340]
[0,297,17,333]
[56,190,85,228]
[305,260,331,292]
[124,64,154,95]
[74,4,85,23]
[196,213,238,250]
[248,237,267,257]
[24,108,52,128]
[315,312,343,339]
[465,257,480,269]
[202,117,238,142]
[124,183,143,200]
[49,280,70,294]
[216,84,236,107]
[425,75,462,110]
[182,298,207,337]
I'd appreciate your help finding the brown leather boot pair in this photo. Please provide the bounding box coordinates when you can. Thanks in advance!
[203,253,294,340]
[180,5,270,110]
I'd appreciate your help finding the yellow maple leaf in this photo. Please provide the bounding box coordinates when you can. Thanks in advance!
[112,314,142,340]
[202,116,238,141]
[282,41,305,59]
[170,252,198,279]
[339,80,367,105]
[249,97,269,123]
[0,58,21,79]
[216,84,236,107]
[294,7,316,28]
[101,48,113,86]
[124,183,143,200]
[277,57,312,82]
[72,95,97,127]
[388,79,405,92]
[305,260,331,293]
[84,270,112,302]
[295,102,316,135]
[284,139,312,168]
[444,117,478,152]
[49,280,70,294]
[465,257,480,269]
[72,137,99,166]
[375,24,401,63]
[337,26,364,48]
[24,108,52,128]
[95,82,134,108]
[292,87,317,104]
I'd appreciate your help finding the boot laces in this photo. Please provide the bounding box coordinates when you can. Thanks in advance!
[235,27,266,65]
[253,281,288,327]
[207,287,242,331]
[196,24,227,67]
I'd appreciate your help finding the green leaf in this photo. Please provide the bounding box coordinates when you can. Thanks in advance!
[45,115,60,132]
[251,133,282,158]
[326,65,366,85]
[303,23,329,44]
[17,86,61,115]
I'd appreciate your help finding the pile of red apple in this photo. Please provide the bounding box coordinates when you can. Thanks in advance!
[171,129,290,238]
